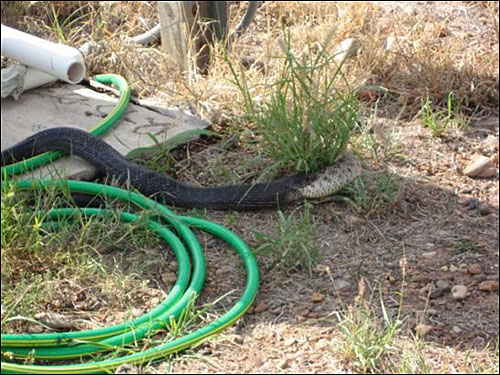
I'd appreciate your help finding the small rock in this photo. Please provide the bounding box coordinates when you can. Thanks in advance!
[385,36,402,51]
[334,38,359,63]
[253,302,268,314]
[452,326,463,334]
[478,280,499,292]
[440,265,449,272]
[451,285,469,300]
[468,263,483,275]
[277,358,290,370]
[115,364,141,374]
[422,251,437,260]
[344,214,367,229]
[311,293,326,303]
[458,264,469,274]
[427,308,439,316]
[132,308,144,317]
[449,265,458,272]
[333,278,351,291]
[162,272,177,284]
[415,324,433,337]
[429,287,445,299]
[436,280,450,290]
[472,274,487,283]
[466,198,481,210]
[463,155,496,178]
[233,335,244,345]
[483,134,499,149]
[478,203,491,216]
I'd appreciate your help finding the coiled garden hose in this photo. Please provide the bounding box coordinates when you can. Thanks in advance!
[1,75,259,374]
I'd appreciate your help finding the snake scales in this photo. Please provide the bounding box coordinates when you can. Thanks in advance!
[1,127,361,210]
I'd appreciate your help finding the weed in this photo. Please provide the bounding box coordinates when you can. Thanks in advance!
[0,182,167,329]
[129,129,218,175]
[418,92,469,137]
[452,239,484,255]
[344,172,402,215]
[228,28,359,174]
[253,204,319,275]
[335,289,406,373]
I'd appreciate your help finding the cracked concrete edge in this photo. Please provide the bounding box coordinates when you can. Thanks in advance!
[1,83,211,180]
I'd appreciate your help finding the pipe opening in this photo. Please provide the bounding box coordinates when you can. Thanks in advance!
[67,61,85,83]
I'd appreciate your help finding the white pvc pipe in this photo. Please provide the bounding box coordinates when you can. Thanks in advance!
[23,68,58,91]
[1,24,86,84]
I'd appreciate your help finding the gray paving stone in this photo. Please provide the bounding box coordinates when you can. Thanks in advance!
[1,84,209,179]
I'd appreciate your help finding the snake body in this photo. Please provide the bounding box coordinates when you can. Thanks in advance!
[1,127,361,210]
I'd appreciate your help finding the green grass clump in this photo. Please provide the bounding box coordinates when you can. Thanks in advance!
[229,29,359,174]
[418,91,469,137]
[253,204,319,275]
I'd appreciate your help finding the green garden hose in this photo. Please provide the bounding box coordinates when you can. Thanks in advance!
[1,75,259,374]
[2,74,130,178]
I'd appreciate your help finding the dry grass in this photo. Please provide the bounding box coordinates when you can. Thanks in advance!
[2,1,497,120]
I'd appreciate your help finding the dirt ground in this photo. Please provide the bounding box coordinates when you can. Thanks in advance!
[159,116,498,373]
[1,1,498,373]
[158,2,499,373]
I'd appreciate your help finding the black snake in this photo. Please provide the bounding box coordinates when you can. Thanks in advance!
[1,127,361,210]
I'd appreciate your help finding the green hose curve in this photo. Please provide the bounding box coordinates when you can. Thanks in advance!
[1,74,130,178]
[1,75,259,374]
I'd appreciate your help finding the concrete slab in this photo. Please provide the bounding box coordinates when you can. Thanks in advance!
[1,83,209,179]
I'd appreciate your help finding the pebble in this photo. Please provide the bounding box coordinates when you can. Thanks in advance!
[451,285,469,300]
[162,272,177,284]
[463,155,496,178]
[452,326,463,334]
[422,251,437,260]
[253,302,268,314]
[385,35,402,51]
[458,264,469,274]
[449,264,458,272]
[415,324,433,337]
[478,203,491,216]
[468,263,483,275]
[436,280,450,290]
[334,38,358,63]
[277,358,290,370]
[426,308,439,316]
[233,335,244,345]
[478,280,499,292]
[483,134,499,149]
[333,278,351,291]
[429,287,445,299]
[344,215,367,229]
[311,293,326,303]
[132,308,144,317]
